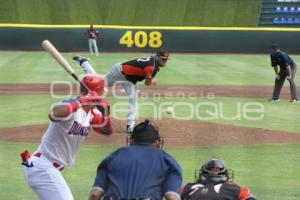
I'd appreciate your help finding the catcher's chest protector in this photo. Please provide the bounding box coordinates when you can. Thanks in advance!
[184,183,240,200]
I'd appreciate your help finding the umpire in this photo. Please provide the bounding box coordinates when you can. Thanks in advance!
[269,44,299,102]
[88,119,182,200]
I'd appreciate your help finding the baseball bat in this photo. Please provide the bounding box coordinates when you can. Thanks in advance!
[41,40,89,91]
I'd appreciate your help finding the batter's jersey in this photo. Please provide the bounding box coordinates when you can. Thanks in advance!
[181,182,256,200]
[270,51,296,71]
[37,99,97,167]
[92,144,182,200]
[121,56,160,84]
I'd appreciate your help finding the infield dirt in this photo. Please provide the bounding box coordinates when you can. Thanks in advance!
[1,84,299,147]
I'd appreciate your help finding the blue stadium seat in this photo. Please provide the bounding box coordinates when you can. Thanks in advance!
[273,17,280,24]
[287,18,294,23]
[294,18,300,24]
[290,7,295,13]
[283,7,289,12]
[276,7,281,12]
[280,17,287,23]
[297,7,300,13]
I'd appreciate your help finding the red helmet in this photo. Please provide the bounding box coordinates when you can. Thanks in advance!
[81,75,104,95]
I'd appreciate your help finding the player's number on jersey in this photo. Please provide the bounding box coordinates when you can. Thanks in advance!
[137,56,151,62]
[120,31,162,48]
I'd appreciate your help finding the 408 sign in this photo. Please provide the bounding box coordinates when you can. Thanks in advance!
[119,30,162,48]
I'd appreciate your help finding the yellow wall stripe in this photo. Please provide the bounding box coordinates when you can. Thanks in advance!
[1,23,300,32]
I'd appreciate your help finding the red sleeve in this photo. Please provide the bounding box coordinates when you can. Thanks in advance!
[144,66,155,79]
[91,111,113,135]
[239,187,255,200]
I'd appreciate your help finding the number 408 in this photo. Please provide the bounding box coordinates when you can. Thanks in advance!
[119,31,162,48]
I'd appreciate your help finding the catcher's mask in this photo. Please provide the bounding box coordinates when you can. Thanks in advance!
[80,74,105,95]
[126,119,164,149]
[195,158,234,184]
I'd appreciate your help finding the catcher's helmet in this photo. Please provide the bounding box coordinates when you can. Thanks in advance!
[196,158,231,184]
[81,75,104,95]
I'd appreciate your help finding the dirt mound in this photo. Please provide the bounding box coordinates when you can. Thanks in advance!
[0,83,295,99]
[1,119,299,147]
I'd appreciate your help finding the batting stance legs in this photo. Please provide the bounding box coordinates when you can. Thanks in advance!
[23,154,73,200]
[79,60,138,131]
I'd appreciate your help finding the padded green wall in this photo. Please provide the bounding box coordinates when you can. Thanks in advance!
[0,0,261,26]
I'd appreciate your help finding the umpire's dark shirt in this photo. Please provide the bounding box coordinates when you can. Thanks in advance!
[92,144,182,200]
[270,51,296,71]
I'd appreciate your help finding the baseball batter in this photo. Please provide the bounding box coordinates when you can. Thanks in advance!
[21,75,113,200]
[73,49,169,133]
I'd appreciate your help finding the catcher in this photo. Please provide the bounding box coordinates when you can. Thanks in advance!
[181,158,256,200]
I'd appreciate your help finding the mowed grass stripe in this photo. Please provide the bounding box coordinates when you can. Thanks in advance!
[1,142,300,200]
[1,51,299,86]
[0,95,299,133]
[0,0,260,26]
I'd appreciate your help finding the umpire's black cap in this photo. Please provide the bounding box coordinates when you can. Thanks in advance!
[132,119,160,144]
[271,43,280,51]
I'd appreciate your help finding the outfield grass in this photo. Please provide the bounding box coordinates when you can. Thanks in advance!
[0,51,299,86]
[0,95,299,133]
[0,0,261,26]
[1,141,300,200]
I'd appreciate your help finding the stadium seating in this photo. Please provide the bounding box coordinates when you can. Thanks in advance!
[275,6,300,12]
[295,17,300,23]
[278,0,300,2]
[259,0,300,26]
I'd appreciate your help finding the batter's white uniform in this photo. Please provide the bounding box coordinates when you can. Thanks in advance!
[81,62,138,131]
[23,100,98,200]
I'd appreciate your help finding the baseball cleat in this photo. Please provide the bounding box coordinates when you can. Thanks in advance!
[289,99,299,103]
[72,56,90,65]
[268,98,280,102]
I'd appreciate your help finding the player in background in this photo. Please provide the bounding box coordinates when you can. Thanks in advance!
[181,158,256,200]
[73,49,169,133]
[21,74,113,200]
[88,119,182,200]
[85,24,99,56]
[269,44,299,103]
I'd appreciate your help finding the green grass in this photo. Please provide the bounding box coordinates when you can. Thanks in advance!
[126,96,300,133]
[0,51,299,200]
[1,51,300,86]
[0,95,56,127]
[0,0,261,26]
[1,141,300,200]
[0,95,299,133]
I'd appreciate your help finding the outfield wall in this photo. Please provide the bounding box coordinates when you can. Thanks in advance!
[1,25,300,53]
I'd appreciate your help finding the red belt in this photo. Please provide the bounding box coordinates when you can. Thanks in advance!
[34,152,64,171]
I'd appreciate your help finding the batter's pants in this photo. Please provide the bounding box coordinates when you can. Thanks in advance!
[23,154,73,200]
